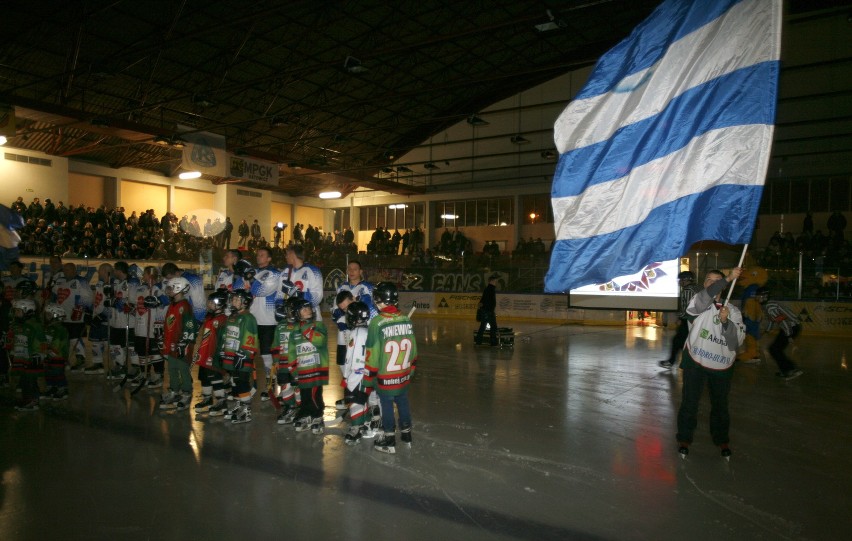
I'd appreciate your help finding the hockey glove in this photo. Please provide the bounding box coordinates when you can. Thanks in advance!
[143,296,161,309]
[102,297,113,308]
[232,351,248,370]
[93,313,109,325]
[30,353,44,368]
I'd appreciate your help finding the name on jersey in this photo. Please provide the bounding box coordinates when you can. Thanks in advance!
[698,329,728,347]
[690,345,734,367]
[381,323,413,340]
[381,373,412,386]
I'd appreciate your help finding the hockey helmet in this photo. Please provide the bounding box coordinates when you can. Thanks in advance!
[756,286,770,302]
[233,259,256,281]
[677,271,695,282]
[12,298,37,319]
[207,289,229,315]
[15,279,39,298]
[296,298,315,321]
[345,301,371,329]
[164,276,191,297]
[44,303,66,322]
[374,282,399,306]
[229,288,254,311]
[285,296,303,323]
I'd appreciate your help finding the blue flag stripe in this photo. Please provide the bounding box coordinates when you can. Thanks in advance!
[545,184,764,292]
[575,0,746,100]
[552,62,778,199]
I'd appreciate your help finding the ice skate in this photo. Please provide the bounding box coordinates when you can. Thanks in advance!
[224,401,242,421]
[374,434,396,454]
[231,405,252,424]
[194,395,214,413]
[294,416,312,432]
[277,407,296,425]
[159,391,179,410]
[677,443,689,460]
[720,444,732,460]
[15,399,39,412]
[52,388,69,401]
[208,400,227,417]
[311,417,325,434]
[84,364,104,375]
[344,425,362,445]
[400,425,412,446]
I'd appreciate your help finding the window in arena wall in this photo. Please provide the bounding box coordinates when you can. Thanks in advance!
[358,203,423,231]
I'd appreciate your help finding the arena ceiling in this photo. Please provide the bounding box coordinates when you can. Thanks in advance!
[0,0,850,199]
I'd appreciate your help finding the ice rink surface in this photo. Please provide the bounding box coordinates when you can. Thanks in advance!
[2,317,850,541]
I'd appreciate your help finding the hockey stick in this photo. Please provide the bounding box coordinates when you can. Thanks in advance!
[408,304,417,318]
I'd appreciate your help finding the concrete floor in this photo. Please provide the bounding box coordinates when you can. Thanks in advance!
[1,317,850,541]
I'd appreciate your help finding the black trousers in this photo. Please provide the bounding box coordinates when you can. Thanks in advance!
[475,310,498,345]
[768,325,800,373]
[667,318,690,363]
[677,364,732,446]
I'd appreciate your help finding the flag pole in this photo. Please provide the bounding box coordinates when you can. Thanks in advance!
[723,243,749,306]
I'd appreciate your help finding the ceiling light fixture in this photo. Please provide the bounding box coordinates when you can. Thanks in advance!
[319,191,342,199]
[466,115,489,126]
[170,137,187,149]
[388,204,408,210]
[535,9,566,32]
[541,150,557,159]
[440,214,458,220]
[424,162,439,170]
[153,136,170,146]
[396,166,412,173]
[0,136,6,146]
[270,115,286,128]
[511,135,530,145]
[344,56,368,74]
[179,171,202,180]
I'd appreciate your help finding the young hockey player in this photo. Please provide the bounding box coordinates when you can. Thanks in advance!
[365,282,418,454]
[216,289,258,423]
[51,262,93,371]
[134,266,168,389]
[333,260,377,410]
[193,290,229,414]
[85,264,112,375]
[8,298,46,411]
[105,261,139,382]
[160,276,197,411]
[289,298,329,434]
[342,301,375,445]
[270,296,303,424]
[43,304,70,400]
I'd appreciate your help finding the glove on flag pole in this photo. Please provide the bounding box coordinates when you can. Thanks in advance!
[545,0,781,293]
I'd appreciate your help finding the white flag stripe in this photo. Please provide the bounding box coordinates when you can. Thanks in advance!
[552,123,773,241]
[555,0,775,154]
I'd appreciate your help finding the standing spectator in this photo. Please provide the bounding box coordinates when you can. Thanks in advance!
[401,229,410,255]
[827,211,847,240]
[27,198,43,220]
[223,217,234,249]
[757,287,804,380]
[475,274,500,347]
[250,219,262,243]
[675,267,745,459]
[11,196,26,215]
[273,221,286,248]
[802,212,813,235]
[238,219,249,247]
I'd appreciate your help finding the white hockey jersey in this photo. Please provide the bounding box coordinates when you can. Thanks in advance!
[343,326,369,391]
[52,275,93,322]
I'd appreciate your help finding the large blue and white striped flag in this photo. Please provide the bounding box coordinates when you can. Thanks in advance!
[545,0,781,293]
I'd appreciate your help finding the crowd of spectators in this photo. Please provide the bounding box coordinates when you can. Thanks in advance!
[758,211,849,272]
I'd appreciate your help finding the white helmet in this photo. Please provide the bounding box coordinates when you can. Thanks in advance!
[44,303,66,322]
[165,276,191,297]
[12,298,37,319]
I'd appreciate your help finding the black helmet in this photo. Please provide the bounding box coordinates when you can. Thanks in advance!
[756,286,770,301]
[15,279,39,298]
[207,289,229,315]
[229,289,254,310]
[296,298,315,321]
[374,282,399,306]
[233,259,256,281]
[346,301,371,329]
[286,296,304,323]
[677,271,695,281]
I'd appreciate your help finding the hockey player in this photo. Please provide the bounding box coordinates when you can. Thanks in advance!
[42,304,70,400]
[757,287,804,380]
[213,249,242,291]
[342,301,378,445]
[160,276,197,411]
[675,268,745,459]
[249,247,281,401]
[52,262,93,371]
[216,289,258,423]
[365,282,418,454]
[2,260,26,301]
[270,296,303,424]
[7,298,46,411]
[193,290,229,414]
[659,271,700,369]
[133,266,168,389]
[161,262,206,323]
[85,264,112,375]
[289,298,329,434]
[332,260,377,411]
[285,244,323,321]
[105,261,139,382]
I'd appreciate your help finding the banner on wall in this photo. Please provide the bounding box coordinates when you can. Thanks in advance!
[228,155,279,185]
[180,128,228,177]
